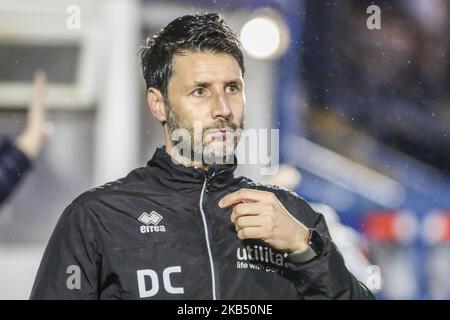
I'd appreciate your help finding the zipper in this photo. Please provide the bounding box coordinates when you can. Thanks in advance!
[199,175,218,300]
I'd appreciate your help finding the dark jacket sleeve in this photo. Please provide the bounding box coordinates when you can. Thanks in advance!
[0,138,32,204]
[282,193,375,300]
[30,201,101,300]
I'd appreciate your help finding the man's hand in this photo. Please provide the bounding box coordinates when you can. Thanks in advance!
[16,70,51,159]
[219,188,310,254]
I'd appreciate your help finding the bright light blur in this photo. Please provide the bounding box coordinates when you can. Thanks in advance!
[240,15,288,59]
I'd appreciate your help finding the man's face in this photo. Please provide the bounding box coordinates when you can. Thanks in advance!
[165,51,245,164]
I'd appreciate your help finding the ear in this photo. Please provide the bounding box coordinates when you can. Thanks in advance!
[147,88,166,124]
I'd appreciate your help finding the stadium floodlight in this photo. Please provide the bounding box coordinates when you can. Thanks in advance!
[240,11,289,60]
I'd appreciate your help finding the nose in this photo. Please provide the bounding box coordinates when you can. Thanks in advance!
[212,91,232,120]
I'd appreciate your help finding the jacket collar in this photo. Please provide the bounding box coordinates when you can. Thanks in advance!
[147,145,238,190]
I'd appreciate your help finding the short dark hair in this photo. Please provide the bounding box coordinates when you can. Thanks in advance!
[140,12,245,102]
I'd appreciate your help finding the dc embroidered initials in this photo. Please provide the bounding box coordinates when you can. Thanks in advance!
[66,265,81,290]
[137,266,184,298]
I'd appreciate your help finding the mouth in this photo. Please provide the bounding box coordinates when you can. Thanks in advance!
[205,128,234,137]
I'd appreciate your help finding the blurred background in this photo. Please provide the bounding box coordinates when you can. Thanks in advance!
[0,0,449,299]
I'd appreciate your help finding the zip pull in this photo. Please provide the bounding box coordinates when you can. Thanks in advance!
[204,170,217,193]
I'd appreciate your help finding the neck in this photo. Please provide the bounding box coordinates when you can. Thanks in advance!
[165,143,209,170]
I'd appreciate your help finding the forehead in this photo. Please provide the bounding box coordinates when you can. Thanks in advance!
[170,52,243,83]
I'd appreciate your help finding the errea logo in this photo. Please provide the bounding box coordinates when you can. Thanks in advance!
[138,211,166,233]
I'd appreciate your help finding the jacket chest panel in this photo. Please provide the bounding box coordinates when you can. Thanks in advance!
[103,238,211,299]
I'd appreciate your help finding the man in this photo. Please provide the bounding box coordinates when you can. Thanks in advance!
[0,71,48,205]
[30,13,374,300]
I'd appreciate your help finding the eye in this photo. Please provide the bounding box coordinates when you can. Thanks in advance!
[192,88,206,97]
[226,84,240,94]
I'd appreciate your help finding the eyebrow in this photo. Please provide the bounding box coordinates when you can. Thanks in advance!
[191,81,211,88]
[190,78,243,88]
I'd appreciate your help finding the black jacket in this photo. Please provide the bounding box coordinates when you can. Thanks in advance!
[30,146,374,300]
[0,138,31,205]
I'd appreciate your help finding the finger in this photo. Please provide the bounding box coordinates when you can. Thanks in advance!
[234,215,265,232]
[230,202,271,223]
[29,70,47,120]
[31,70,47,106]
[237,226,265,240]
[219,188,274,208]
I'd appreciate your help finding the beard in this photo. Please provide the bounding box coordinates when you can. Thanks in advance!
[165,103,244,166]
